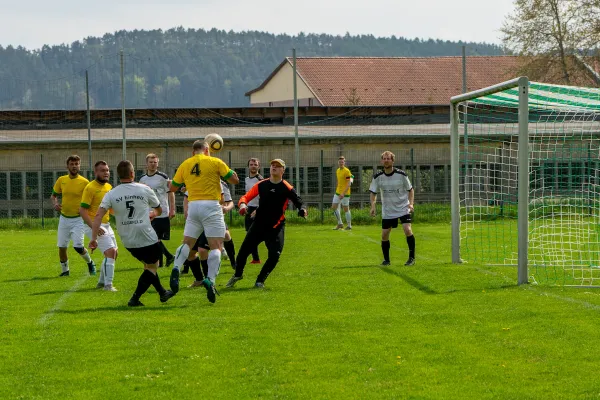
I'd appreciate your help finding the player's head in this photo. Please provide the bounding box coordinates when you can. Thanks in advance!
[66,155,81,176]
[117,160,135,181]
[270,159,285,179]
[248,158,260,174]
[192,140,209,156]
[381,151,395,169]
[94,161,110,183]
[146,153,159,172]
[338,156,346,168]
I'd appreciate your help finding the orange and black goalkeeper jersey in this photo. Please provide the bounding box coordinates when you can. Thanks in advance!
[239,179,305,228]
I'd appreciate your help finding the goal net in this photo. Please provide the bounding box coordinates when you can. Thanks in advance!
[451,77,600,286]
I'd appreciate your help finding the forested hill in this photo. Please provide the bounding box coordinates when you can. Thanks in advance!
[0,28,505,109]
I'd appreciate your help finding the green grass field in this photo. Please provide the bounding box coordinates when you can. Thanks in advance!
[2,224,600,399]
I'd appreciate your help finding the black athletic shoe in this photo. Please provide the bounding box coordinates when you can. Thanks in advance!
[160,290,175,303]
[59,270,70,277]
[170,268,180,294]
[202,279,219,304]
[380,260,391,266]
[165,255,175,268]
[404,257,415,266]
[128,298,144,307]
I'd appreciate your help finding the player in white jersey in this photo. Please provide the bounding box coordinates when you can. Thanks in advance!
[89,160,175,307]
[244,157,263,263]
[139,153,176,268]
[369,151,416,266]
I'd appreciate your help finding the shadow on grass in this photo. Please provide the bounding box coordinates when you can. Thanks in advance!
[379,267,438,295]
[31,287,100,296]
[333,265,382,270]
[4,276,61,283]
[51,304,189,314]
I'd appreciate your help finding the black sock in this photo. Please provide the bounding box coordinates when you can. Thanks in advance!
[151,272,167,296]
[224,239,236,266]
[182,259,190,273]
[201,259,209,278]
[132,269,154,299]
[190,257,203,281]
[160,241,173,259]
[382,240,390,262]
[406,235,415,259]
[158,255,164,268]
[251,247,260,262]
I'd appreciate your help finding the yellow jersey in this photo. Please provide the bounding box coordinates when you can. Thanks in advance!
[335,167,354,196]
[81,180,112,224]
[52,174,89,217]
[172,154,233,201]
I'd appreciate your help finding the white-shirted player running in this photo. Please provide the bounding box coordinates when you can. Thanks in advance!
[369,151,416,266]
[89,160,175,307]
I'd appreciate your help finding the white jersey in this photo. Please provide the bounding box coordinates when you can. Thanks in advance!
[369,168,413,219]
[139,171,170,218]
[100,182,160,248]
[245,174,263,208]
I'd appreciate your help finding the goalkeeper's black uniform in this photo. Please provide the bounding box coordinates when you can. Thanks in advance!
[234,178,306,284]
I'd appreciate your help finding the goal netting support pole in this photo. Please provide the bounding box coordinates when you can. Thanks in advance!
[451,77,530,285]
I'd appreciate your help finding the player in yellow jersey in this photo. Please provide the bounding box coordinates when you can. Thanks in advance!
[169,139,239,303]
[80,161,119,291]
[332,156,354,230]
[50,155,96,277]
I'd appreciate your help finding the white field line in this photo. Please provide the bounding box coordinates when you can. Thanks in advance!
[38,275,89,325]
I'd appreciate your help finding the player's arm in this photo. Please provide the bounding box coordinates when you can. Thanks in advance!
[219,160,239,185]
[222,199,234,213]
[169,163,185,192]
[238,183,260,215]
[408,188,414,212]
[340,173,353,198]
[50,179,62,211]
[284,181,308,218]
[369,177,378,217]
[88,207,108,251]
[147,186,162,220]
[168,180,176,219]
[79,206,93,228]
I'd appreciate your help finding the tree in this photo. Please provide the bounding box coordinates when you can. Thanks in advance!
[502,0,600,85]
[344,88,361,106]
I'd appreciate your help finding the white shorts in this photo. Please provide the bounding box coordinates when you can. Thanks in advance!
[84,223,118,254]
[57,216,85,248]
[332,194,350,207]
[184,200,226,239]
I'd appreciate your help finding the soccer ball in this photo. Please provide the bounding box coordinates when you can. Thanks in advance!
[204,133,224,153]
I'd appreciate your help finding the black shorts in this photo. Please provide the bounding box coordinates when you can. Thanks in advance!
[151,217,171,240]
[193,232,210,251]
[382,214,412,229]
[127,242,163,264]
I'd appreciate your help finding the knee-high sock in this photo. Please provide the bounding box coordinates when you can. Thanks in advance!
[256,249,281,283]
[345,211,352,226]
[224,239,236,266]
[104,258,115,286]
[151,272,167,296]
[173,244,190,271]
[79,251,92,263]
[334,209,342,224]
[132,270,154,300]
[60,260,69,273]
[382,240,390,262]
[201,259,209,278]
[188,257,203,281]
[160,241,173,258]
[406,235,415,258]
[207,249,221,283]
[98,264,105,285]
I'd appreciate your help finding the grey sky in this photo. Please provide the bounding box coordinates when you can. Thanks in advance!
[0,0,514,50]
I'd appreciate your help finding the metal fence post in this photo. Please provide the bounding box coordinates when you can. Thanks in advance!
[40,154,45,228]
[320,149,324,223]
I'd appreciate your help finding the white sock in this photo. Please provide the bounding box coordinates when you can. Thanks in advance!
[345,211,352,226]
[207,249,222,283]
[104,258,115,286]
[174,244,190,271]
[60,261,69,273]
[98,266,105,285]
[80,251,92,263]
[334,209,342,224]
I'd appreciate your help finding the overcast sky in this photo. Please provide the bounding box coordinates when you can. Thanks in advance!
[0,0,514,50]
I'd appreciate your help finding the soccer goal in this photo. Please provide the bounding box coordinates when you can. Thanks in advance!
[451,77,600,286]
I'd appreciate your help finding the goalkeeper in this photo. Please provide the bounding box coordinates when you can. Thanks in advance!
[226,159,307,289]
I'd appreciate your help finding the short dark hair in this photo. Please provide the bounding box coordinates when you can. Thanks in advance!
[192,140,207,152]
[66,155,81,165]
[248,157,260,167]
[94,160,108,169]
[117,160,134,179]
[339,156,345,160]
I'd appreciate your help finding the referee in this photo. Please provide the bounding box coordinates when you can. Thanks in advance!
[139,153,175,267]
